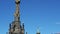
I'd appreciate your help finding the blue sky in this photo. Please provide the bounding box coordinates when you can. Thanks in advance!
[0,0,60,34]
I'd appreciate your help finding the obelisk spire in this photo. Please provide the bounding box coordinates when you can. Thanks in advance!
[14,0,20,21]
